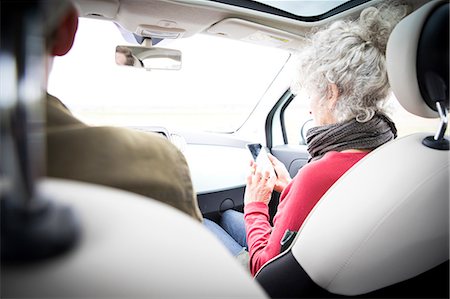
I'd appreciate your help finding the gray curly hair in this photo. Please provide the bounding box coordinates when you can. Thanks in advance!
[291,4,408,123]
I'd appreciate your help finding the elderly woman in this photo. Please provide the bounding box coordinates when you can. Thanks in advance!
[204,4,405,275]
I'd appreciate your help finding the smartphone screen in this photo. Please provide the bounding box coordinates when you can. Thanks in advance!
[247,143,262,161]
[246,143,275,177]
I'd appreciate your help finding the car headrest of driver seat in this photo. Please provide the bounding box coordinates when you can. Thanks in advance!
[386,0,449,118]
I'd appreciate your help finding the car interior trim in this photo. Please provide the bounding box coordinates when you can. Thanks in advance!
[208,0,373,22]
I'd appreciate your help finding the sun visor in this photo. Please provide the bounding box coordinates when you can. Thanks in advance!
[207,18,307,51]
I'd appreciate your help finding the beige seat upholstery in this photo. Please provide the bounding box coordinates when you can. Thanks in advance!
[0,3,267,296]
[2,179,268,298]
[255,1,449,297]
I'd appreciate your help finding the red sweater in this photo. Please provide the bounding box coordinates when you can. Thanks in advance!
[244,151,368,276]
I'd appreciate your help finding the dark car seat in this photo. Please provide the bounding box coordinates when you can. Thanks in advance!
[255,1,449,298]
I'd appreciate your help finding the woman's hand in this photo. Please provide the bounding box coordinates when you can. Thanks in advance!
[244,160,277,206]
[267,153,292,193]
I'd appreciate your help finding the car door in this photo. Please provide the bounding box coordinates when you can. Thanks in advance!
[265,90,311,178]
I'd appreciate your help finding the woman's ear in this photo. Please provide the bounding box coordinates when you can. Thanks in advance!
[327,83,339,109]
[51,7,79,56]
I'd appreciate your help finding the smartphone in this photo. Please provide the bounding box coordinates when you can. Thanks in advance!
[247,143,262,161]
[246,143,275,177]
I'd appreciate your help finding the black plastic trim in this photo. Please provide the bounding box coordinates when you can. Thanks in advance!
[363,260,449,298]
[1,198,80,263]
[0,1,81,263]
[280,95,295,144]
[197,186,245,220]
[422,135,449,150]
[256,250,334,298]
[265,90,294,149]
[256,249,449,298]
[208,0,372,22]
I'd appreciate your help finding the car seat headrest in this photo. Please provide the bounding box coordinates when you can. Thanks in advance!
[416,3,449,112]
[386,1,449,118]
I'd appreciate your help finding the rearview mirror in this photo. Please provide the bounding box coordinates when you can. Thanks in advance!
[115,45,182,70]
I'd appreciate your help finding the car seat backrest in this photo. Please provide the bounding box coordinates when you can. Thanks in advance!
[256,1,449,297]
[2,179,268,298]
[0,2,268,298]
[290,132,449,296]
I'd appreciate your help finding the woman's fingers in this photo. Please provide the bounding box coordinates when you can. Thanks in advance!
[246,173,253,185]
[247,170,269,187]
[249,160,257,175]
[267,153,279,166]
[244,168,276,206]
[261,170,271,180]
[255,171,263,182]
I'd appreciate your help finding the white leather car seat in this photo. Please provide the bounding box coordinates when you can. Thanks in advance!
[0,2,267,298]
[255,1,449,297]
[3,179,268,298]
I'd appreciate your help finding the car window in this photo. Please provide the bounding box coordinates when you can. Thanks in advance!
[212,0,369,21]
[255,0,349,16]
[48,18,290,133]
[283,92,442,145]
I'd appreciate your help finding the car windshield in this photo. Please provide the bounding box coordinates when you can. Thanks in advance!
[48,18,290,133]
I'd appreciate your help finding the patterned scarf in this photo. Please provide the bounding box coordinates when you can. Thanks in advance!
[306,114,397,161]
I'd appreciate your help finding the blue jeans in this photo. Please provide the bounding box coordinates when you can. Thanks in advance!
[204,209,247,256]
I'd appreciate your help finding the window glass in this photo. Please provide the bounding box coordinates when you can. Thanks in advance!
[48,18,290,133]
[283,90,311,145]
[283,92,442,145]
[255,0,349,16]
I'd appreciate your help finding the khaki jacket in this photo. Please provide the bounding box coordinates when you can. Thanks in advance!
[46,94,203,222]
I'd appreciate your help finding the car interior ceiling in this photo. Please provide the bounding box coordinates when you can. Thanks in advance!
[1,0,448,298]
